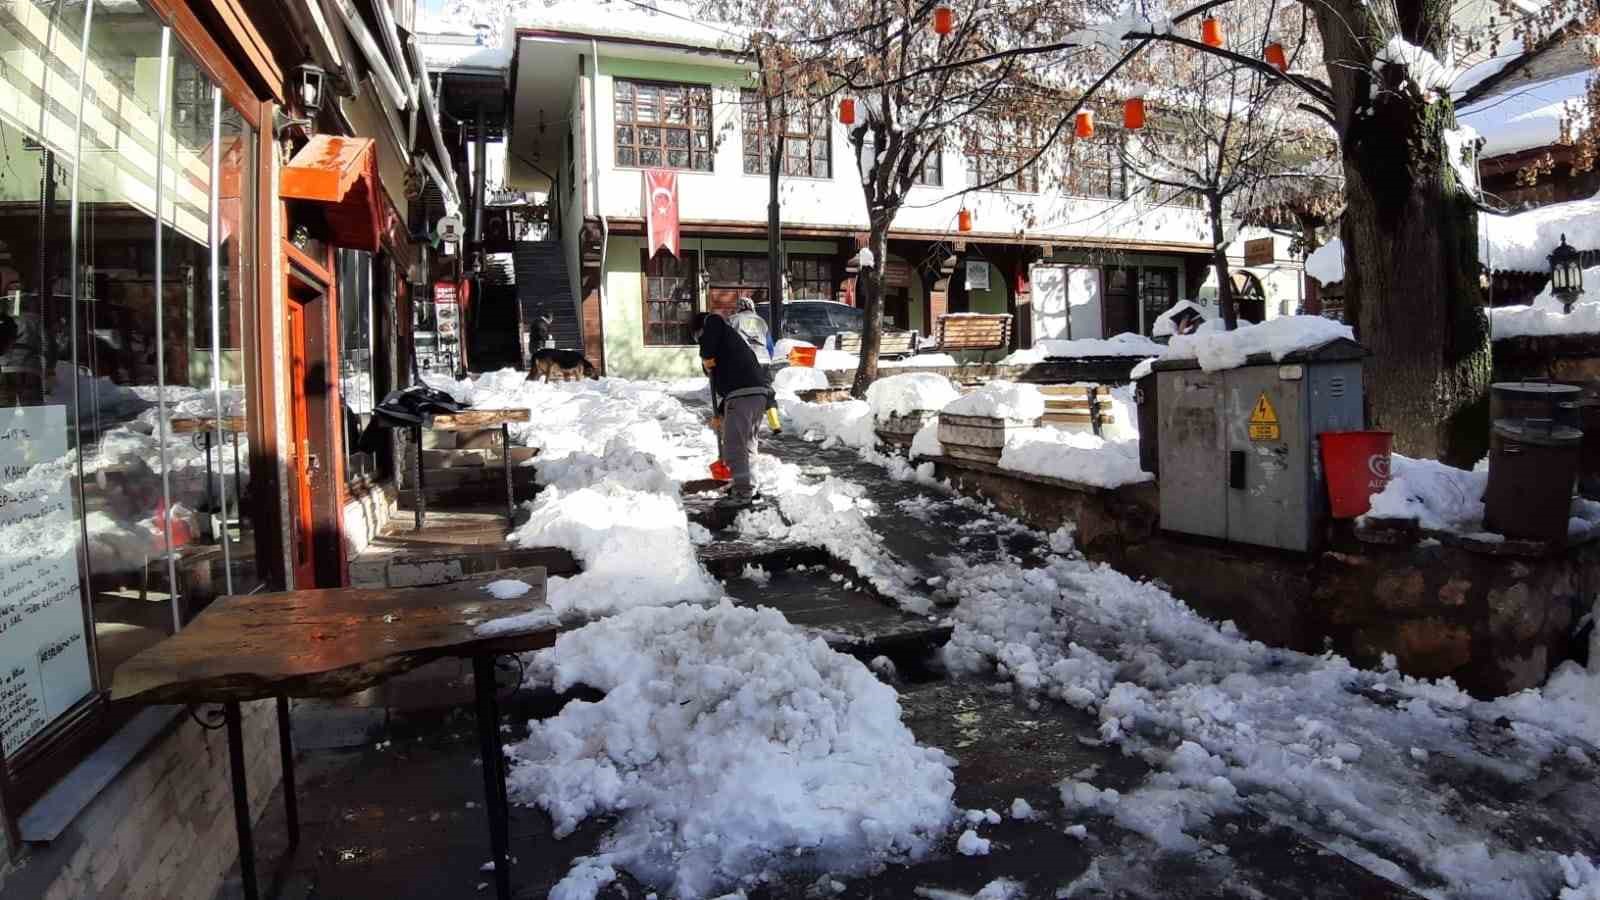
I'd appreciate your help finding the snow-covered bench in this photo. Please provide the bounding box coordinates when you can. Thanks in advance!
[835,330,918,359]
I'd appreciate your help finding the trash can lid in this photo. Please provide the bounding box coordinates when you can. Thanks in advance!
[1493,417,1583,445]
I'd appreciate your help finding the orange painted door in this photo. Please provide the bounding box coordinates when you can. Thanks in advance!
[287,298,317,589]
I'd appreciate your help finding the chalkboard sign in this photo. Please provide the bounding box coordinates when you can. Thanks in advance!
[0,405,92,757]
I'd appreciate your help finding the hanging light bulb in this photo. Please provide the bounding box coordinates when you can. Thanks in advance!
[1265,42,1288,72]
[1201,17,1224,48]
[958,208,973,232]
[838,98,856,125]
[1123,97,1145,130]
[1075,109,1095,139]
[933,5,954,35]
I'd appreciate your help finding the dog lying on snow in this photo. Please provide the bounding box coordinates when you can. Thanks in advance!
[528,348,598,382]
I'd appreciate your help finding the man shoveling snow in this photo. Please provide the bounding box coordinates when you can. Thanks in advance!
[694,311,776,508]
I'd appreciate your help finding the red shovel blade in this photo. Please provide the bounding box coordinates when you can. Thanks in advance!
[710,460,733,482]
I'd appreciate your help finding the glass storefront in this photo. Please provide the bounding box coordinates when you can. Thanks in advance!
[0,0,261,766]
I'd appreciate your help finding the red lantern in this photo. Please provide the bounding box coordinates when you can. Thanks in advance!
[933,6,954,35]
[1265,42,1288,72]
[957,208,973,232]
[1123,97,1145,130]
[1074,109,1095,139]
[838,98,856,125]
[1201,17,1224,48]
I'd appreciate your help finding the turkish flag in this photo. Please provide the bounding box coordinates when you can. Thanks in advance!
[644,169,680,259]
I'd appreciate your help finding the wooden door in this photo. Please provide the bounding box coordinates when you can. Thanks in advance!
[287,298,316,589]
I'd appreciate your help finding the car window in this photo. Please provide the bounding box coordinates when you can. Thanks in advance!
[828,305,865,332]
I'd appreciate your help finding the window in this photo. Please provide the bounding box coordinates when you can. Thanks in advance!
[966,149,1039,193]
[643,250,699,345]
[339,250,394,484]
[1140,269,1179,335]
[788,256,837,301]
[860,135,942,186]
[614,79,713,171]
[1065,131,1127,200]
[1,0,263,805]
[741,89,832,178]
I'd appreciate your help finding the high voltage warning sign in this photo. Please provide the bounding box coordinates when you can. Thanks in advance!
[1249,392,1281,442]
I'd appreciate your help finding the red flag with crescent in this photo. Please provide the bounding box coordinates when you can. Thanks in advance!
[644,169,680,259]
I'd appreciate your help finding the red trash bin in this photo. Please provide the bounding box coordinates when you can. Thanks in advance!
[1320,430,1393,518]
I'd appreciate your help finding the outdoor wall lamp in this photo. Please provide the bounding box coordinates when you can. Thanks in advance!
[1549,233,1584,313]
[295,63,327,120]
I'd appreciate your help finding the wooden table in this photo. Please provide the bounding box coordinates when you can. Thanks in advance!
[414,409,532,530]
[170,415,248,516]
[111,567,557,900]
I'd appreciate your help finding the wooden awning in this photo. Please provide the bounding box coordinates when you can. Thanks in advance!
[281,135,382,252]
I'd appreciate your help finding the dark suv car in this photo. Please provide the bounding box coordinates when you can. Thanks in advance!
[778,300,916,356]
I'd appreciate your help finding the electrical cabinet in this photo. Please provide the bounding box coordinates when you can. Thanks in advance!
[1154,339,1365,552]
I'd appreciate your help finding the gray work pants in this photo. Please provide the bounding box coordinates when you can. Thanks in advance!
[722,393,766,491]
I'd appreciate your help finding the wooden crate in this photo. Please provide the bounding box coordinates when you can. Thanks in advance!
[938,413,1039,463]
[1039,384,1113,435]
[876,410,941,446]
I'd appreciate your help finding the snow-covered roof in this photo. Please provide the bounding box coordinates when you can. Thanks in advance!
[1450,39,1524,99]
[1481,192,1600,272]
[1458,68,1592,158]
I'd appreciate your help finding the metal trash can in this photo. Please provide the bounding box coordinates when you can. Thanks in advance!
[1484,417,1582,543]
[1490,382,1581,429]
[1134,372,1158,476]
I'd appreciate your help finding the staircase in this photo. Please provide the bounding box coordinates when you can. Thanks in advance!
[513,241,583,353]
[467,252,522,372]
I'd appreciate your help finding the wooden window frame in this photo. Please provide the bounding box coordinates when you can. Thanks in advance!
[641,248,700,346]
[614,79,713,172]
[861,135,941,186]
[965,148,1039,194]
[787,254,837,301]
[1064,130,1128,201]
[740,89,832,179]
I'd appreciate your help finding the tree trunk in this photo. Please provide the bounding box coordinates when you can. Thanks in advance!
[1209,192,1237,331]
[850,219,890,398]
[1314,0,1491,467]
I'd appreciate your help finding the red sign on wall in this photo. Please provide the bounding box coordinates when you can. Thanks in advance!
[644,169,680,259]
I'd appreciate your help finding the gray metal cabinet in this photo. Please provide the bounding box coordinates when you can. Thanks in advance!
[1155,340,1364,552]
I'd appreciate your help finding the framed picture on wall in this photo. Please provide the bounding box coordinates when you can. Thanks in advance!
[965,260,990,291]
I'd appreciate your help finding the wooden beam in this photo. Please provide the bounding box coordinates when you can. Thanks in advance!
[195,0,286,104]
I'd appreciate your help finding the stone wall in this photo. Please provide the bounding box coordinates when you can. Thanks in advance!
[929,456,1591,697]
[0,699,282,899]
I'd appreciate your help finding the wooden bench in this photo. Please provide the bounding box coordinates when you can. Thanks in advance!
[1040,384,1114,436]
[934,314,1013,360]
[836,330,918,358]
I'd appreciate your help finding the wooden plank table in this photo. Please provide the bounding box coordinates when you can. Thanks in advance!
[413,409,531,530]
[111,567,557,900]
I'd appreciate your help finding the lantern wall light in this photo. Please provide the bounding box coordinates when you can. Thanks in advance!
[295,63,327,119]
[1549,233,1585,313]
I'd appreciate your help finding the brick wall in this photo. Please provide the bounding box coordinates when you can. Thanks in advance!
[0,699,283,900]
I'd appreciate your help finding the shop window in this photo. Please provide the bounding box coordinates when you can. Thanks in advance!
[0,0,261,804]
[1065,130,1128,200]
[861,134,942,186]
[965,147,1039,193]
[614,79,713,171]
[642,249,699,346]
[740,89,831,178]
[787,256,836,301]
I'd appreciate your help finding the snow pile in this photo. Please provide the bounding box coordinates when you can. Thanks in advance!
[506,602,955,899]
[1066,2,1171,53]
[483,579,532,600]
[1375,36,1456,99]
[1151,300,1215,339]
[1460,69,1593,158]
[507,484,721,620]
[942,381,1044,421]
[1304,238,1345,285]
[998,430,1150,489]
[1000,333,1163,364]
[1559,854,1600,900]
[774,366,832,393]
[1162,315,1355,371]
[1444,124,1481,193]
[778,397,879,450]
[909,420,945,460]
[1363,454,1486,532]
[1480,193,1600,274]
[865,373,960,421]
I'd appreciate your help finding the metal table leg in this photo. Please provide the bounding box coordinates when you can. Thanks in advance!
[472,655,513,900]
[224,702,258,900]
[502,422,514,524]
[277,696,299,849]
[414,424,427,531]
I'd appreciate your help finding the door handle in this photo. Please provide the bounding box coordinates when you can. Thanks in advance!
[307,453,320,473]
[1229,450,1245,490]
